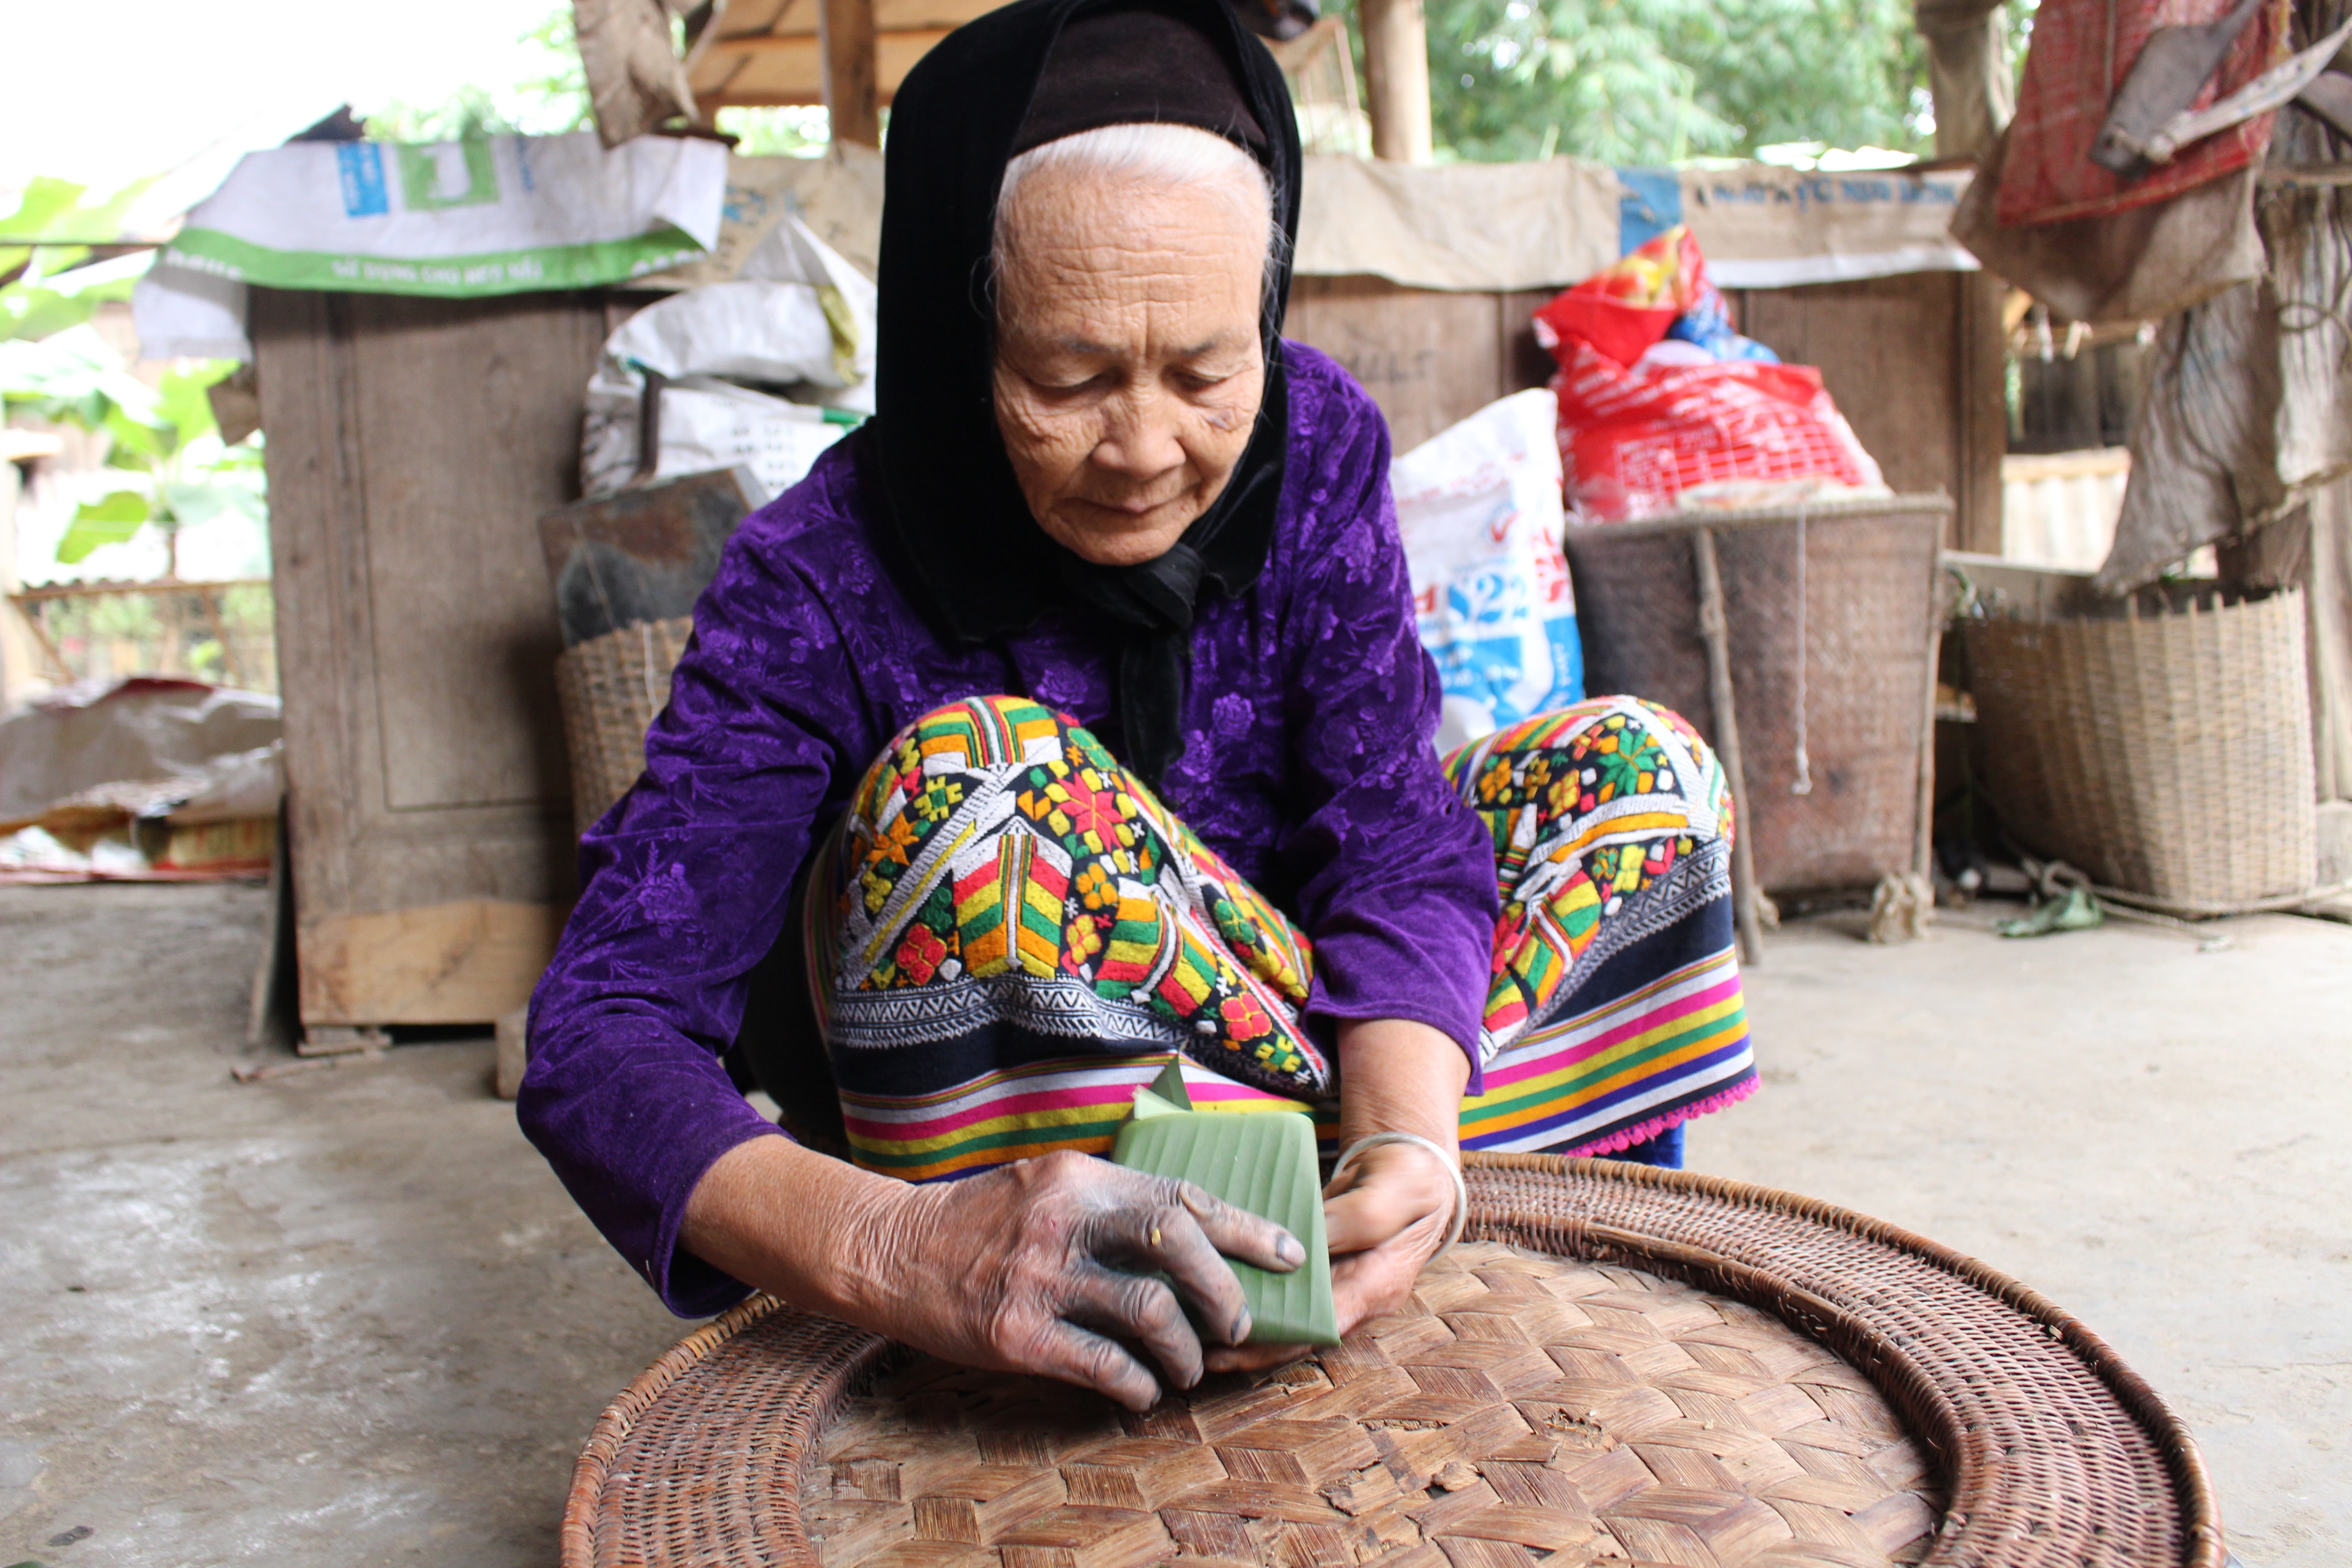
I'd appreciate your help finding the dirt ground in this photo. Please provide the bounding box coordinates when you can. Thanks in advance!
[1,881,2345,1567]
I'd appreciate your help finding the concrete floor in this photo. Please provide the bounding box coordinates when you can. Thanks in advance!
[0,884,681,1568]
[0,883,2346,1567]
[1704,906,2352,1568]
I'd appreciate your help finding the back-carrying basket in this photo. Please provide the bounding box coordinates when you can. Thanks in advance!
[564,1154,2221,1568]
[553,615,694,838]
[1964,588,2317,911]
[1561,497,1948,896]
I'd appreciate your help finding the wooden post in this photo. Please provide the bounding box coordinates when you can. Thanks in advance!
[1693,526,1767,968]
[1915,608,1942,885]
[1357,0,1433,162]
[819,0,881,149]
[1955,271,2009,556]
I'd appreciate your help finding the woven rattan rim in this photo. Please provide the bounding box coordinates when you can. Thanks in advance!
[564,1153,2223,1568]
[1592,493,1956,541]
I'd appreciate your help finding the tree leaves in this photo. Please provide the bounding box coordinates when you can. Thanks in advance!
[1326,0,1935,165]
[0,326,160,431]
[2,328,259,568]
[1,176,157,341]
[362,5,594,141]
[59,491,150,564]
[160,475,266,531]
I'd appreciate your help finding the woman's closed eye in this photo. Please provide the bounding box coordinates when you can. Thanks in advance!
[1174,366,1245,393]
[1016,362,1248,402]
[1025,369,1119,397]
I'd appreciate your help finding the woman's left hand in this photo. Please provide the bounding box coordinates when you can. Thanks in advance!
[1206,1018,1467,1372]
[1320,1136,1460,1323]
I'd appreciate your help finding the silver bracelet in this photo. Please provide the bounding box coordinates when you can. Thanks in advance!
[1329,1132,1468,1262]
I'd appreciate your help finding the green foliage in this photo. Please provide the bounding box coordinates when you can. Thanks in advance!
[0,332,263,572]
[1323,0,1940,165]
[4,253,146,344]
[1439,0,1743,164]
[717,106,835,157]
[365,6,593,141]
[2,177,154,343]
[1,177,128,273]
[0,326,160,432]
[358,3,843,156]
[59,490,151,564]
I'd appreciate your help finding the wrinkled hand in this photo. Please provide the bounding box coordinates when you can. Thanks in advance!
[1322,1139,1458,1324]
[1205,1137,1457,1373]
[848,1149,1304,1411]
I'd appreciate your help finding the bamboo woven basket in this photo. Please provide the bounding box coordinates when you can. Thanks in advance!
[564,1154,2220,1568]
[1963,588,2316,910]
[553,615,694,838]
[1561,497,1948,896]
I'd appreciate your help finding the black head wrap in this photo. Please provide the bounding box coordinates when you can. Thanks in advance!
[871,0,1302,786]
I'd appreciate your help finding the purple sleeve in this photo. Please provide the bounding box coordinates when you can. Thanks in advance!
[1274,381,1499,1092]
[518,508,866,1318]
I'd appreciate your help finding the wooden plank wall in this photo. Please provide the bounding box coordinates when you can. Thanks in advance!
[1286,276,1555,452]
[253,288,611,1029]
[1734,271,2007,555]
[1288,270,2006,555]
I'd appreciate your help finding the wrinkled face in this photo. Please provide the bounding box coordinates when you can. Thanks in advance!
[992,165,1269,568]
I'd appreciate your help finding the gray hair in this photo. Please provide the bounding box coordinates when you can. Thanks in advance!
[991,122,1286,323]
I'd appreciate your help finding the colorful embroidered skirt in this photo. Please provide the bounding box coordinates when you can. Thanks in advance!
[799,694,1756,1182]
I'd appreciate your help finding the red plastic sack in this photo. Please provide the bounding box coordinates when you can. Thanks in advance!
[1997,0,2286,227]
[1549,338,1883,521]
[1530,227,1703,369]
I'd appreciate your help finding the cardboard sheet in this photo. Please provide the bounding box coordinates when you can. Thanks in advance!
[1294,154,1622,290]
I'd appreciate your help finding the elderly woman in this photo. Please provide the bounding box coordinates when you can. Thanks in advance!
[521,0,1755,1412]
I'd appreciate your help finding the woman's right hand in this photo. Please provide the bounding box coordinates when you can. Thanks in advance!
[684,1139,1303,1411]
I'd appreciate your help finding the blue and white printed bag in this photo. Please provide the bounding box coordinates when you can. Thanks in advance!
[1392,388,1585,752]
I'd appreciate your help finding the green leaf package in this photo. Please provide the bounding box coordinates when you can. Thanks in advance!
[1109,1061,1337,1346]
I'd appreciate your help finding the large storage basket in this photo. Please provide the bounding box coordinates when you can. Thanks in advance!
[1561,497,1947,894]
[563,1154,2221,1568]
[553,615,694,838]
[1963,588,2316,908]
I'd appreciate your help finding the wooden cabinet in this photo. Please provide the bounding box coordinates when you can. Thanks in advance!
[253,288,611,1029]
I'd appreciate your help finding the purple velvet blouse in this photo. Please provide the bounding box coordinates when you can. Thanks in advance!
[519,343,1499,1315]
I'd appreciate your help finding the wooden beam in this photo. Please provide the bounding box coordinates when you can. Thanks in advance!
[705,24,960,52]
[1357,0,1433,162]
[820,0,882,147]
[1955,270,2009,556]
[298,900,566,1027]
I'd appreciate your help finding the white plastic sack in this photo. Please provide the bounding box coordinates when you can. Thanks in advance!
[579,216,873,498]
[734,209,878,390]
[602,216,875,386]
[606,279,844,385]
[155,132,726,298]
[1392,388,1584,751]
[581,376,853,501]
[132,262,250,360]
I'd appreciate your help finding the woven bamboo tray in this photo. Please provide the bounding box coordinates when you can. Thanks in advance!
[564,1155,2220,1568]
[553,614,695,838]
[1964,588,2317,911]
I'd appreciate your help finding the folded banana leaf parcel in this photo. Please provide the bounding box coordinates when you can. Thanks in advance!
[1109,1061,1337,1346]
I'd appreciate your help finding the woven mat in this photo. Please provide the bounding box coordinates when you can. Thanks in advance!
[812,1241,1937,1568]
[564,1156,2222,1568]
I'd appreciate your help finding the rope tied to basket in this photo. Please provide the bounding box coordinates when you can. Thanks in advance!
[1790,504,1813,797]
